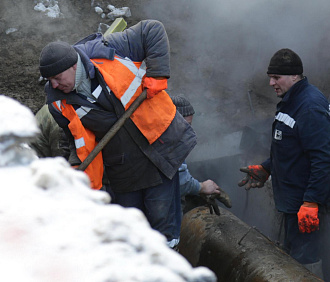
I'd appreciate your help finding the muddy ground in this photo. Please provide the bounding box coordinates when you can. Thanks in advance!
[0,0,148,114]
[2,0,330,146]
[0,0,280,139]
[2,0,330,138]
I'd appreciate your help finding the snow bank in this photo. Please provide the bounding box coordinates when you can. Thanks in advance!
[0,95,39,167]
[0,95,216,281]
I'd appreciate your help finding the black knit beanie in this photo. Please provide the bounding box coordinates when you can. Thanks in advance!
[267,48,303,75]
[39,41,78,78]
[171,96,195,117]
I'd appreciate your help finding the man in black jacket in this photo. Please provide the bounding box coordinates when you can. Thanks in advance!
[39,20,197,248]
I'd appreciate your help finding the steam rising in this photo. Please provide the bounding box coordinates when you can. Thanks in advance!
[143,0,330,138]
[144,1,330,278]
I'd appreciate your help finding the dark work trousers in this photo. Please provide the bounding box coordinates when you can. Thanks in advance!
[113,171,182,243]
[283,213,321,264]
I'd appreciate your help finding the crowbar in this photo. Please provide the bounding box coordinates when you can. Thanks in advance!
[76,90,147,172]
[76,16,133,172]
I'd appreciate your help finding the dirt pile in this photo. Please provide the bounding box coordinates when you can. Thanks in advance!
[0,0,146,114]
[0,0,275,136]
[1,0,330,141]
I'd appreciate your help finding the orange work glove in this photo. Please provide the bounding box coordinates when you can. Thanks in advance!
[143,77,168,99]
[238,165,269,190]
[297,202,319,233]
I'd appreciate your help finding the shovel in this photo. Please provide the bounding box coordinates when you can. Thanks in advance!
[76,89,147,171]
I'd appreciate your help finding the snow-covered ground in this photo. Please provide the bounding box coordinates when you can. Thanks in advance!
[0,95,216,281]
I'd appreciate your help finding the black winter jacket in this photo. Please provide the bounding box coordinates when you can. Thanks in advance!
[46,20,197,193]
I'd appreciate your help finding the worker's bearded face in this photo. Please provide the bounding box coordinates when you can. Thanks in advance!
[48,64,77,94]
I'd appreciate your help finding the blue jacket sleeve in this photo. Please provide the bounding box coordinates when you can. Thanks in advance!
[104,20,170,78]
[299,107,330,205]
[261,158,271,174]
[178,162,201,197]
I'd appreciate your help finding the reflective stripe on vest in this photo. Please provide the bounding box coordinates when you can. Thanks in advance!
[52,100,103,190]
[91,57,176,144]
[92,85,103,100]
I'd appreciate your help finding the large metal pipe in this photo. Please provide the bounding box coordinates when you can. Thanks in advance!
[178,206,323,282]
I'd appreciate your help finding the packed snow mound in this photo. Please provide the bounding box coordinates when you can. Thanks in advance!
[0,95,39,167]
[0,95,39,138]
[0,95,216,282]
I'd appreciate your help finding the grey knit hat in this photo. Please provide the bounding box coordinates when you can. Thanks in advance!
[267,48,303,75]
[171,96,195,117]
[39,41,78,78]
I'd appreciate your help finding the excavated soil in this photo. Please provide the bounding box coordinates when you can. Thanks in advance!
[0,0,148,114]
[1,1,330,141]
[0,0,280,139]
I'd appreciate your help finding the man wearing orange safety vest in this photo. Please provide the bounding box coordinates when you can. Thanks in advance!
[39,20,197,248]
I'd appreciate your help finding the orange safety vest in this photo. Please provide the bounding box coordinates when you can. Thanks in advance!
[91,57,176,144]
[52,100,104,190]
